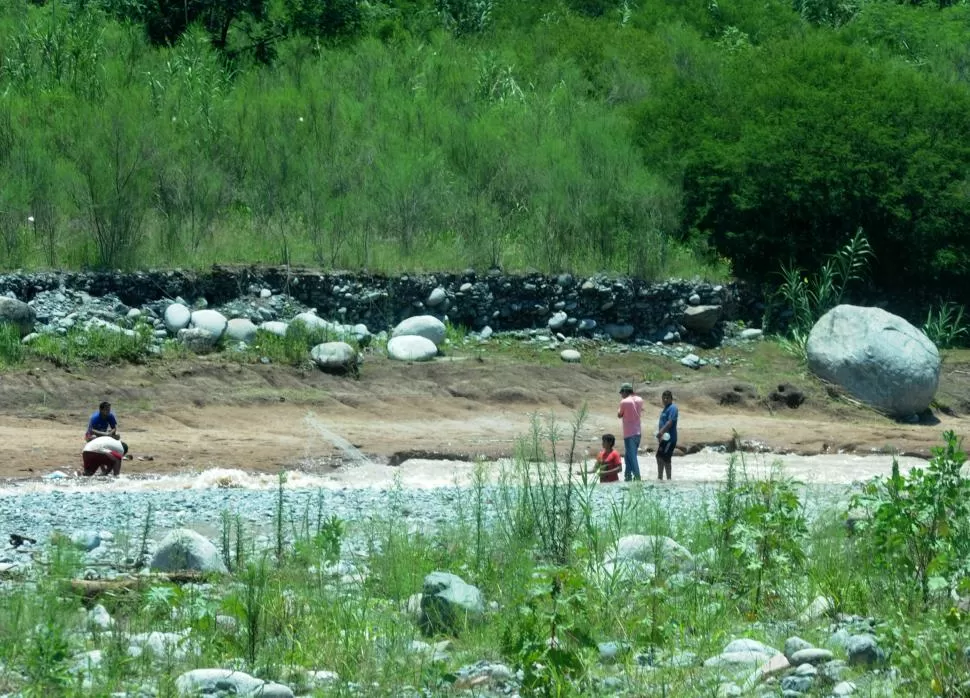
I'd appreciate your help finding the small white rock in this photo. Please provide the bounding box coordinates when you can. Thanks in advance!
[560,349,581,363]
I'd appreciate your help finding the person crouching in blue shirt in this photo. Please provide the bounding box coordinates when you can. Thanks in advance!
[86,400,130,456]
[86,401,118,441]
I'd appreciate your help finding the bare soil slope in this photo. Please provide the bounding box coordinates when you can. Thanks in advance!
[1,345,967,480]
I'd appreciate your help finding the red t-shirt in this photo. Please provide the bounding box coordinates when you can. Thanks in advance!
[597,449,622,483]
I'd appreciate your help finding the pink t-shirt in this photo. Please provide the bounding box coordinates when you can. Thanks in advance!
[618,395,644,438]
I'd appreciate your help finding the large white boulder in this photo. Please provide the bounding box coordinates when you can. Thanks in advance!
[190,309,228,340]
[310,342,359,372]
[226,318,257,343]
[387,335,438,362]
[163,303,191,333]
[150,529,228,574]
[391,315,446,347]
[806,305,940,416]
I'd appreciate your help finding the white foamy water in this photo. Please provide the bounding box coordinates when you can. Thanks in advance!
[0,460,479,495]
[0,450,928,496]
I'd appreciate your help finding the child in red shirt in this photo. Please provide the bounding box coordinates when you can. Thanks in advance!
[577,434,623,483]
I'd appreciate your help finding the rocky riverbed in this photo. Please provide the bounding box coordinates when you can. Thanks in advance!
[0,448,926,579]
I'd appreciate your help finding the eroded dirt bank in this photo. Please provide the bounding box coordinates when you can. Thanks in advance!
[1,350,966,482]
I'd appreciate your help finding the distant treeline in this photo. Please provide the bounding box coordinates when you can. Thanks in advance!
[0,0,968,303]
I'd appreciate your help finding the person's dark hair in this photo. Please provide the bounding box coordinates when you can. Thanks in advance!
[601,433,616,448]
[121,441,129,454]
[662,390,673,400]
[99,401,111,410]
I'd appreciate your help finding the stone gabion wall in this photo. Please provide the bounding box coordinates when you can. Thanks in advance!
[0,267,763,341]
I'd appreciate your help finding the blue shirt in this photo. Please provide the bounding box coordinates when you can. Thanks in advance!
[86,411,117,437]
[659,404,678,442]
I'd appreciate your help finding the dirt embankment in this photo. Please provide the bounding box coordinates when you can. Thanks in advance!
[1,349,967,480]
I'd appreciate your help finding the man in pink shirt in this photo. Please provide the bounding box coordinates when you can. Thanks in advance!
[617,383,643,481]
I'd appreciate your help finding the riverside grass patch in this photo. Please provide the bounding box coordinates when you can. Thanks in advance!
[1,427,969,696]
[0,322,156,369]
[26,324,155,367]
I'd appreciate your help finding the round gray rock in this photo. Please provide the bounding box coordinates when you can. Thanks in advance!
[310,342,358,372]
[226,318,258,343]
[190,309,228,339]
[292,312,332,333]
[0,297,36,336]
[177,327,218,353]
[150,529,228,574]
[682,305,722,333]
[391,315,446,347]
[387,335,437,362]
[609,535,694,571]
[548,311,568,331]
[258,320,289,337]
[175,669,293,698]
[419,571,485,636]
[560,349,581,363]
[70,530,101,552]
[605,323,635,341]
[845,634,882,666]
[426,287,447,307]
[789,648,834,665]
[806,305,940,416]
[163,303,191,333]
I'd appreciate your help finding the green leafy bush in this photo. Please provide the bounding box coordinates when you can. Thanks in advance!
[880,606,970,696]
[850,431,970,606]
[714,453,808,611]
[501,566,594,698]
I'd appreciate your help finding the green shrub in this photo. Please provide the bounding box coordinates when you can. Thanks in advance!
[242,323,344,367]
[501,566,594,698]
[0,323,24,367]
[923,300,969,350]
[850,431,970,606]
[880,606,970,696]
[769,228,873,359]
[713,452,808,612]
[508,409,588,566]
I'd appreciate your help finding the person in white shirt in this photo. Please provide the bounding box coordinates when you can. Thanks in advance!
[79,436,127,477]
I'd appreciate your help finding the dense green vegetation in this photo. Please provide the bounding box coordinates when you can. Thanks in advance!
[1,0,969,299]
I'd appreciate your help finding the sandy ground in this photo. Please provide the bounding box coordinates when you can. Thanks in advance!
[0,350,967,485]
